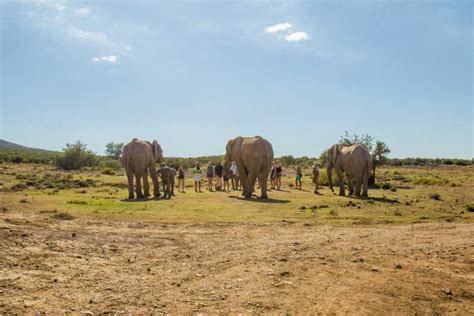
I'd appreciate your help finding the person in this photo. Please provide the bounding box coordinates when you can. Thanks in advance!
[312,161,320,194]
[206,161,214,191]
[270,161,277,190]
[192,162,202,192]
[215,161,224,191]
[230,161,240,190]
[158,163,172,199]
[177,164,186,193]
[169,164,176,196]
[295,162,303,190]
[223,169,231,192]
[275,160,282,190]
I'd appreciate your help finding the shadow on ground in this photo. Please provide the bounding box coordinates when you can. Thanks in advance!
[229,195,290,204]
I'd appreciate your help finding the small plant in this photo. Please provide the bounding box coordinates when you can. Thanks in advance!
[429,193,441,201]
[329,209,338,216]
[466,204,474,212]
[51,212,74,220]
[101,168,115,175]
[382,182,392,190]
[67,199,87,205]
[390,187,397,192]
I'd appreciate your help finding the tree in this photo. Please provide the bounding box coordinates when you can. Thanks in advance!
[339,131,374,153]
[105,142,124,159]
[55,141,97,170]
[372,140,391,181]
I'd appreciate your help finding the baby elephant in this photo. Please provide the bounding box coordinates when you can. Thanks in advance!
[158,164,173,199]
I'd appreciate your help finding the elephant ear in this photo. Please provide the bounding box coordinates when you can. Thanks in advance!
[152,140,163,164]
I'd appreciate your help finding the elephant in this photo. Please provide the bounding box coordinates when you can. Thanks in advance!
[326,144,372,197]
[224,136,274,199]
[121,138,163,199]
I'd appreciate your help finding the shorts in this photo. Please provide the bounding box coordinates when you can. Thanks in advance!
[194,175,201,182]
[296,174,302,181]
[275,172,282,178]
[207,174,213,178]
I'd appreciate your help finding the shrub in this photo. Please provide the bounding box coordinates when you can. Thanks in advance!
[382,182,392,190]
[465,204,474,212]
[67,199,87,205]
[318,169,338,186]
[51,212,74,220]
[55,141,97,170]
[101,168,115,175]
[329,210,338,216]
[429,193,441,201]
[98,159,122,171]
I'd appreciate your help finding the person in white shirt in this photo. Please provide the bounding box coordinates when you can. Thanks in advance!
[230,161,240,190]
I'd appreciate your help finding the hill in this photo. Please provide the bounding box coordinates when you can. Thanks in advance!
[0,139,56,152]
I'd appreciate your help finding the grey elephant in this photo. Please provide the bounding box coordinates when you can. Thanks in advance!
[224,136,274,199]
[121,138,163,199]
[326,144,372,197]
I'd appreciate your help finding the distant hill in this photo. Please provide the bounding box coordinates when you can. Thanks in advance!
[0,139,57,153]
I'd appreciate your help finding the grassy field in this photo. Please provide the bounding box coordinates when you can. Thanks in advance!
[1,163,473,224]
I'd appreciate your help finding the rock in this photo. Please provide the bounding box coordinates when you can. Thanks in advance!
[370,266,380,272]
[395,263,402,269]
[280,271,291,277]
[71,232,76,238]
[442,288,453,296]
[299,206,306,210]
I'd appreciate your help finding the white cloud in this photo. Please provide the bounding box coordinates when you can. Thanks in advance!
[67,28,106,42]
[92,55,117,63]
[265,22,292,33]
[74,8,90,15]
[285,32,309,42]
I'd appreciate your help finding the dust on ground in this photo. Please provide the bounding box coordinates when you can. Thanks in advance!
[1,209,473,314]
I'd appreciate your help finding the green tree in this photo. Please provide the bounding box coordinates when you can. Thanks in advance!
[372,140,391,180]
[105,142,124,159]
[55,141,97,170]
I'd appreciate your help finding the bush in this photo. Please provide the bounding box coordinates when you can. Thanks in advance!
[55,141,97,170]
[101,167,115,175]
[98,159,122,171]
[382,182,392,190]
[429,193,441,201]
[318,169,338,186]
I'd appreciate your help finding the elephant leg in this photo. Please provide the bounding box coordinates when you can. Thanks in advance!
[143,169,150,197]
[126,170,134,199]
[355,180,362,197]
[348,176,354,196]
[259,172,269,198]
[239,170,247,196]
[245,172,257,198]
[362,169,369,198]
[336,169,345,196]
[148,164,160,198]
[170,179,175,196]
[135,173,144,199]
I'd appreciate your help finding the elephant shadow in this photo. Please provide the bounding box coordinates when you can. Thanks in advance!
[120,197,161,202]
[229,195,290,204]
[348,196,400,204]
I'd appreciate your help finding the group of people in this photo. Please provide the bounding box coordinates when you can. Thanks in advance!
[190,161,241,193]
[160,160,321,196]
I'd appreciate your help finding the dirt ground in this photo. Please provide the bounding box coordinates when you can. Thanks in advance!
[1,209,473,314]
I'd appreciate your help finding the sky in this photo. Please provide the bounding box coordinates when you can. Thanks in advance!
[1,0,472,158]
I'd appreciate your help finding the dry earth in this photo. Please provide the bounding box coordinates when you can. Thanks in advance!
[1,209,473,314]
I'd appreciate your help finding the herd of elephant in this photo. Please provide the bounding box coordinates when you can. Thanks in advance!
[120,136,373,200]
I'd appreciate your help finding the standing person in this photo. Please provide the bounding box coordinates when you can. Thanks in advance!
[230,161,239,190]
[223,169,231,192]
[206,161,214,191]
[169,164,176,196]
[177,164,186,193]
[192,162,202,192]
[312,161,320,194]
[158,163,172,199]
[295,162,303,190]
[275,160,282,190]
[215,161,224,191]
[270,162,277,190]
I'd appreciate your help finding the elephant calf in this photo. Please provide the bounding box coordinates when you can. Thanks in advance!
[158,164,173,199]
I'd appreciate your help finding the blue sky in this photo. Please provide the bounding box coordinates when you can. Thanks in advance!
[1,0,472,158]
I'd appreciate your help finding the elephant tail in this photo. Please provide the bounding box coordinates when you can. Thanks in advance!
[365,158,372,180]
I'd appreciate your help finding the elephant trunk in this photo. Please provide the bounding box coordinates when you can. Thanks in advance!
[327,166,334,192]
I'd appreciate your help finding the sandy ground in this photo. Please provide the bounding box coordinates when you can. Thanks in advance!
[1,210,473,314]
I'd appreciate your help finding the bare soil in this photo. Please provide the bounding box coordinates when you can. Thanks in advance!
[1,210,473,314]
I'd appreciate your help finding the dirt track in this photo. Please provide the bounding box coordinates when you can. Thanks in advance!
[1,210,473,314]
